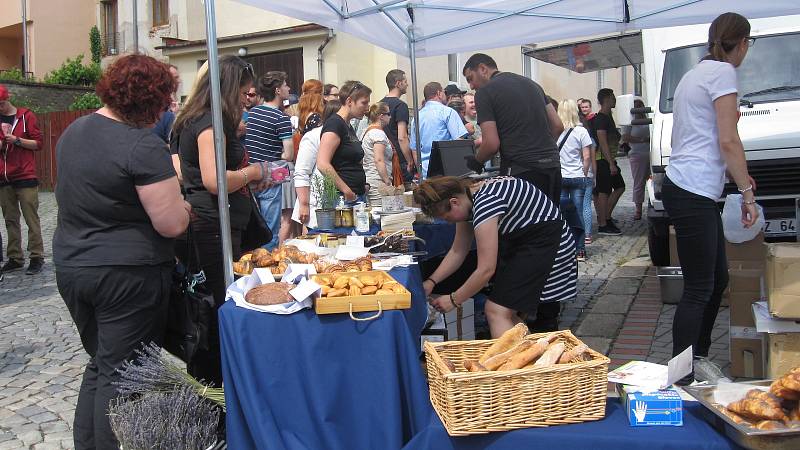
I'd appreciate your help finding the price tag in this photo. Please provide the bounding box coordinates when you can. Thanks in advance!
[345,235,365,247]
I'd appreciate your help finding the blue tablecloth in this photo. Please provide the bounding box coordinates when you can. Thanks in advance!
[402,402,742,450]
[220,266,431,450]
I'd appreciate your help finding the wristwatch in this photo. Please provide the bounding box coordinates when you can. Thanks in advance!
[13,138,21,146]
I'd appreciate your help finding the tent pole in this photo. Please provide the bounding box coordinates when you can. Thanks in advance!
[407,27,423,178]
[203,0,235,288]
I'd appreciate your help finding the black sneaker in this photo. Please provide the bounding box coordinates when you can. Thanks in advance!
[1,259,24,273]
[598,224,622,236]
[26,258,44,275]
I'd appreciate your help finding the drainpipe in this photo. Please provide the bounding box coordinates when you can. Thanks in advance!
[317,28,334,82]
[21,0,29,77]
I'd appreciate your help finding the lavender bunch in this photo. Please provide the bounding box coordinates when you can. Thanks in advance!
[115,342,225,409]
[109,386,220,450]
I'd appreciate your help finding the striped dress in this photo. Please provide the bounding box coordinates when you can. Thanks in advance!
[472,177,577,303]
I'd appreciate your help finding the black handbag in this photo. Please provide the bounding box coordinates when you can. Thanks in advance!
[241,188,273,251]
[164,226,215,364]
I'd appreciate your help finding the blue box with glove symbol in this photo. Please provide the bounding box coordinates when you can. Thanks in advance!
[618,385,683,426]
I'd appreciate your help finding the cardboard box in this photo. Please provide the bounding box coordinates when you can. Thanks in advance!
[725,233,766,268]
[729,326,766,379]
[765,243,800,319]
[728,268,765,327]
[767,333,800,378]
[617,385,683,426]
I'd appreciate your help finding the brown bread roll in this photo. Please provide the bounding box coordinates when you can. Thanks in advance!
[245,283,294,305]
[558,344,589,364]
[361,286,378,295]
[464,360,488,372]
[478,323,528,363]
[327,288,347,297]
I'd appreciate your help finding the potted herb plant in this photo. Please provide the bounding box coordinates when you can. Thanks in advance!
[312,170,338,230]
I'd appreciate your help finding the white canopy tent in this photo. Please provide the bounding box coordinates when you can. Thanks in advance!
[204,0,800,285]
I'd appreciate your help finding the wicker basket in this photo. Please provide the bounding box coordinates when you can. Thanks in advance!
[424,329,609,436]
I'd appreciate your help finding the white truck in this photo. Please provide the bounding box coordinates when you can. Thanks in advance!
[642,16,800,265]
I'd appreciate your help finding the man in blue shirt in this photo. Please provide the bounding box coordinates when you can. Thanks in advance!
[246,71,294,249]
[410,82,469,179]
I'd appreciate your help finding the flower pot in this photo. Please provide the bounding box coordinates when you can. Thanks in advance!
[315,208,336,230]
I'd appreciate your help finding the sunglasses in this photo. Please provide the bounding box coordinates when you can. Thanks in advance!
[380,112,390,116]
[245,92,257,98]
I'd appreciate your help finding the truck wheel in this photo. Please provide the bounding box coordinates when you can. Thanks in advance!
[648,223,670,266]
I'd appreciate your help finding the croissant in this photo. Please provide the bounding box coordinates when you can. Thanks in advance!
[715,405,751,425]
[789,405,800,422]
[770,378,800,400]
[745,389,783,411]
[780,372,800,391]
[728,398,787,422]
[479,323,528,363]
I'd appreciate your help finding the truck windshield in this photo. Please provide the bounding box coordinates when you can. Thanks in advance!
[660,32,800,113]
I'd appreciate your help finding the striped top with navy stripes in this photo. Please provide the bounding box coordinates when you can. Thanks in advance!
[472,176,561,234]
[244,105,293,163]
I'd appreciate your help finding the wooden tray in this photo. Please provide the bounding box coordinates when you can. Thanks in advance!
[313,271,411,316]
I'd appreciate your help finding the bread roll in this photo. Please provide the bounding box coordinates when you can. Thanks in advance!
[348,285,362,296]
[483,340,533,370]
[780,372,800,391]
[533,342,566,368]
[361,286,378,295]
[478,323,528,363]
[464,360,488,372]
[333,277,350,289]
[245,283,294,305]
[239,253,253,262]
[320,285,331,296]
[349,277,365,288]
[558,344,589,364]
[327,288,347,297]
[375,289,393,295]
[252,248,269,259]
[715,405,751,425]
[498,336,555,371]
[311,275,330,287]
[359,275,379,286]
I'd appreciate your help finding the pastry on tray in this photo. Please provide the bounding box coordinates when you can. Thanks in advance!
[245,282,294,305]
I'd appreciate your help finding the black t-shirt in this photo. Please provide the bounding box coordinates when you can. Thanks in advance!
[380,96,409,160]
[0,114,14,126]
[53,113,176,267]
[475,72,558,173]
[322,114,366,195]
[178,112,251,229]
[588,112,620,160]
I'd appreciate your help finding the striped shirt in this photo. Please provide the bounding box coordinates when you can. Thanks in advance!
[473,177,576,303]
[472,176,561,234]
[245,105,293,163]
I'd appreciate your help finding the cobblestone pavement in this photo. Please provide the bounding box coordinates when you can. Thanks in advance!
[0,157,730,448]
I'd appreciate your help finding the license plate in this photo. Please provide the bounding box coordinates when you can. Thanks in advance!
[764,218,796,236]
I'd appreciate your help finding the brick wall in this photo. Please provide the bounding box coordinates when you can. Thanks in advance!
[0,80,93,112]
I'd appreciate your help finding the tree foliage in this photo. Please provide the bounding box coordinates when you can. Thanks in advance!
[90,26,102,64]
[70,92,102,111]
[43,55,101,87]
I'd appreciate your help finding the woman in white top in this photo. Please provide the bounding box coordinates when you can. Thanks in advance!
[557,99,595,262]
[292,100,342,228]
[361,102,394,207]
[622,99,651,220]
[662,12,758,385]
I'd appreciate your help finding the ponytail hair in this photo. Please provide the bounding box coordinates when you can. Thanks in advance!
[707,12,751,62]
[367,102,388,123]
[413,176,473,217]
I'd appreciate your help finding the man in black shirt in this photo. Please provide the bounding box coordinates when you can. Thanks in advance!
[462,53,564,202]
[380,69,416,183]
[589,88,625,235]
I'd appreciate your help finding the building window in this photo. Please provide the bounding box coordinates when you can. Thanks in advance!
[101,0,119,56]
[153,0,169,27]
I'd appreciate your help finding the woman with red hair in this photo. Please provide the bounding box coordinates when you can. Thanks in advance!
[53,54,191,449]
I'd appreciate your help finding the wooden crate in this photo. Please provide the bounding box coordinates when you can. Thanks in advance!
[314,271,411,315]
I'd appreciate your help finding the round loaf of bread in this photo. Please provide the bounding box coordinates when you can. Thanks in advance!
[245,282,294,305]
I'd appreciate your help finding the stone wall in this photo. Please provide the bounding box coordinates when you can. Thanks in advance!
[0,80,93,112]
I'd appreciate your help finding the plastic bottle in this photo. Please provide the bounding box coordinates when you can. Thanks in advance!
[337,195,346,209]
[355,203,370,233]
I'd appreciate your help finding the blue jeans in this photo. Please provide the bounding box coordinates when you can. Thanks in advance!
[560,177,590,251]
[582,177,593,238]
[254,185,282,250]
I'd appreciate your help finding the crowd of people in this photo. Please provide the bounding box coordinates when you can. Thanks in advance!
[0,11,759,448]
